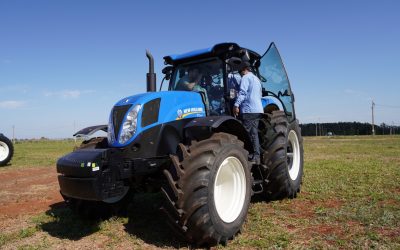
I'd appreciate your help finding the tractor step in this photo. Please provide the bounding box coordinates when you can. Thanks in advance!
[252,179,264,194]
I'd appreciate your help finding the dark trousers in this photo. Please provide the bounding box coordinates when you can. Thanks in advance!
[240,113,262,159]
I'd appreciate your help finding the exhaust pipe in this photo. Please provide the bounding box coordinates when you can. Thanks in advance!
[146,50,156,92]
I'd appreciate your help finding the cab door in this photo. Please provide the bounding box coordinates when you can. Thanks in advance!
[258,43,295,121]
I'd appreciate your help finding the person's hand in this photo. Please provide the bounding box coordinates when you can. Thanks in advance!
[233,106,240,117]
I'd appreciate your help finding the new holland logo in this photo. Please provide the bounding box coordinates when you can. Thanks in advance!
[176,107,204,120]
[177,109,183,119]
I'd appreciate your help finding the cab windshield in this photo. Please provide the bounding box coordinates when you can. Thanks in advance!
[170,59,226,115]
[259,43,294,121]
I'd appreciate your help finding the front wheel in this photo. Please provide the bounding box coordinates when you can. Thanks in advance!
[0,134,14,166]
[161,133,252,247]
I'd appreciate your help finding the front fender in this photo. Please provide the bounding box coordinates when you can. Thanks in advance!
[73,125,108,137]
[184,116,253,153]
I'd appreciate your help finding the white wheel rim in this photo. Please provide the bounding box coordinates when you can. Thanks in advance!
[214,156,246,223]
[288,130,301,181]
[0,141,10,162]
[103,186,129,204]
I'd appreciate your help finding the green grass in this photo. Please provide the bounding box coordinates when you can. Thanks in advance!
[7,139,77,168]
[0,227,38,248]
[1,136,400,249]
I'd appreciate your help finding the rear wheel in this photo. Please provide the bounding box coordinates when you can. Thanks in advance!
[161,133,251,247]
[0,134,13,167]
[260,111,304,200]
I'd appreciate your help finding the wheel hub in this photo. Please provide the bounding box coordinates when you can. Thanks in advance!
[102,186,129,204]
[0,141,9,162]
[287,130,300,180]
[214,156,246,223]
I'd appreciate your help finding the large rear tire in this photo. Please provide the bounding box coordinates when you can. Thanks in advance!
[0,134,14,167]
[161,132,251,247]
[260,111,304,200]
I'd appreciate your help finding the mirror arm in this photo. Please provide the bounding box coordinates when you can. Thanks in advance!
[159,76,166,91]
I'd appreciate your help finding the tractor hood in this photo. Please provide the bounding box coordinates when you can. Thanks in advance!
[108,91,206,147]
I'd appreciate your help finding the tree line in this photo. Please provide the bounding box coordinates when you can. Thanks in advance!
[300,122,400,136]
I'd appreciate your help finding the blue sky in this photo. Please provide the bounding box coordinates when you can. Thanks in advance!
[1,0,399,138]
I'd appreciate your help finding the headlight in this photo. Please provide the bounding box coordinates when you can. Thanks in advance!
[118,104,141,144]
[107,113,115,144]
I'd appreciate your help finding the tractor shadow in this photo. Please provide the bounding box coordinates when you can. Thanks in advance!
[38,202,101,240]
[39,194,188,248]
[38,193,268,247]
[123,192,189,248]
[0,163,13,168]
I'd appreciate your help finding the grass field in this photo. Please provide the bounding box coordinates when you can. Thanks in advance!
[7,139,80,168]
[0,136,399,249]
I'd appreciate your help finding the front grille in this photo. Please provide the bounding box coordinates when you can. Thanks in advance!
[112,105,131,139]
[141,98,161,127]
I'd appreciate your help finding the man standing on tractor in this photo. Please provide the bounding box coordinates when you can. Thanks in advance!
[233,61,263,165]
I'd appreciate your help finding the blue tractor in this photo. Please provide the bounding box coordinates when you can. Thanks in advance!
[56,42,304,247]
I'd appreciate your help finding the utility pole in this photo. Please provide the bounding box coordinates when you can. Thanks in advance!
[389,122,393,135]
[12,125,15,143]
[315,122,318,136]
[320,123,323,136]
[392,121,394,136]
[371,100,375,136]
[318,117,321,136]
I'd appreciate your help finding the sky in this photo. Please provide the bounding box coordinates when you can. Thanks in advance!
[1,0,399,139]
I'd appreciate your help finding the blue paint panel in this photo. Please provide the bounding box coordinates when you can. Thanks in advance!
[110,91,206,147]
[261,96,284,110]
[261,98,268,108]
[262,97,279,108]
[167,47,213,61]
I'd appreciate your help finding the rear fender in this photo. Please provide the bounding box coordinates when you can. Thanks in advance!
[184,116,253,153]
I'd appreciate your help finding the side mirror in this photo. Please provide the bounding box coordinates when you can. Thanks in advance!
[241,49,250,62]
[226,57,242,67]
[162,66,173,80]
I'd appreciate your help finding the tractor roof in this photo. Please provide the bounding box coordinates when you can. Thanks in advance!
[164,43,261,65]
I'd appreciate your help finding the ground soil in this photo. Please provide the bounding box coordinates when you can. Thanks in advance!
[0,165,398,249]
[0,166,63,218]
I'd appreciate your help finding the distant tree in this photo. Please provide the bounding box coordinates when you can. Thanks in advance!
[300,122,400,136]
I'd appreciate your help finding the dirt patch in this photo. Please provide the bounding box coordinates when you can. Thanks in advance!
[0,166,63,218]
[378,198,400,207]
[324,198,344,208]
[0,215,32,235]
[377,228,400,239]
[290,200,316,218]
[287,197,343,219]
[307,224,343,236]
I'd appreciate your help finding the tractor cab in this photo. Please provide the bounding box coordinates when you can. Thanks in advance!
[163,42,295,121]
